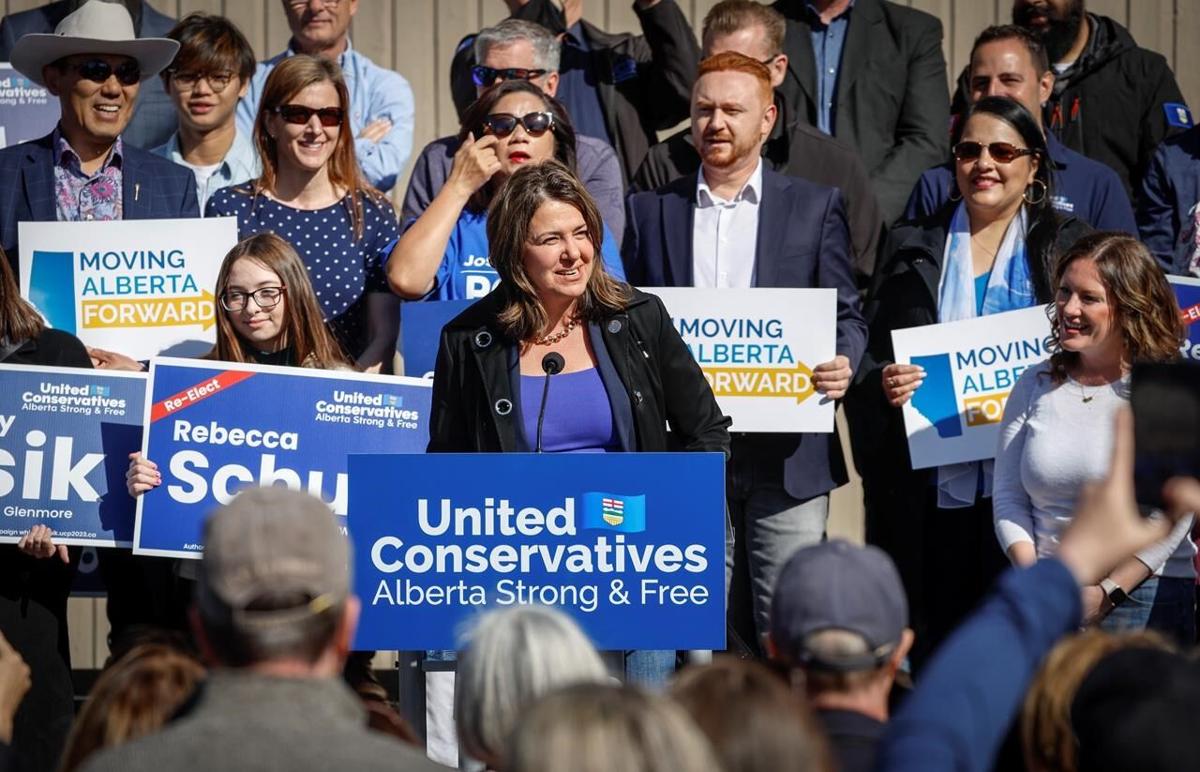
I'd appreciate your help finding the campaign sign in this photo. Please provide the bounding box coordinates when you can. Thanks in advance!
[19,218,238,360]
[652,287,837,433]
[0,64,58,148]
[134,358,433,559]
[891,307,1053,469]
[0,364,145,547]
[399,299,472,378]
[350,452,726,650]
[1171,276,1200,362]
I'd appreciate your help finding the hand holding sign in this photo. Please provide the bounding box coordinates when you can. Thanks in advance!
[16,524,69,563]
[812,355,853,400]
[881,362,926,407]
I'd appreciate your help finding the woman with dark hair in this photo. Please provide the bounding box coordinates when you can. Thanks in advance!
[387,79,624,303]
[847,96,1091,665]
[993,232,1194,643]
[206,54,398,372]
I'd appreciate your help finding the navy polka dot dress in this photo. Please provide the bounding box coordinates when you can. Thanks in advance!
[206,184,399,358]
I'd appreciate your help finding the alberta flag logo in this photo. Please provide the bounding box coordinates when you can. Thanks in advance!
[90,385,110,397]
[385,395,401,407]
[581,492,646,533]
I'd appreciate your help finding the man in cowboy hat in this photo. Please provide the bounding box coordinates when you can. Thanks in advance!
[0,0,199,275]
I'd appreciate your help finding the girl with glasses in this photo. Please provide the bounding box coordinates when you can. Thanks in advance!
[386,79,625,303]
[206,54,399,373]
[846,96,1091,668]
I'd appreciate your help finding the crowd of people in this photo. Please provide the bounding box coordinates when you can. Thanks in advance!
[0,0,1199,770]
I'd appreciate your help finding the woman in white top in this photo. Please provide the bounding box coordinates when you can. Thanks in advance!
[993,232,1194,643]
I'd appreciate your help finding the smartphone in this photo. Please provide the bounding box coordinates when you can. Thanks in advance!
[1132,361,1200,510]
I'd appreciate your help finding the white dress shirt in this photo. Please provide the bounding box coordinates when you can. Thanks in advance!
[692,159,763,288]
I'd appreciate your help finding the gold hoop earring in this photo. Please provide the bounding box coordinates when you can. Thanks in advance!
[1024,179,1047,205]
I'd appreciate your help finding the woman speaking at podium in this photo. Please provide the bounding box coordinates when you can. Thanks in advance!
[427,161,730,683]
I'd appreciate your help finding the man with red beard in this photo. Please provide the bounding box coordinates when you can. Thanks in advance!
[623,51,865,652]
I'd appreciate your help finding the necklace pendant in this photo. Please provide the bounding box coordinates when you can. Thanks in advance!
[1081,395,1094,403]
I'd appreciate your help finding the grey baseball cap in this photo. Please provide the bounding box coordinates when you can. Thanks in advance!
[196,487,350,628]
[769,539,908,672]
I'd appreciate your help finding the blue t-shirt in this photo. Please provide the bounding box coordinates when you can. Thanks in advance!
[206,185,399,358]
[519,368,618,452]
[404,208,626,302]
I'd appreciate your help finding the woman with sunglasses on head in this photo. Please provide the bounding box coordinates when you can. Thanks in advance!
[846,96,1091,667]
[387,79,625,303]
[205,54,399,373]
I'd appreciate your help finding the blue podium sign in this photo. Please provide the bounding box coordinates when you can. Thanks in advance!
[349,452,727,651]
[134,358,432,559]
[0,364,145,547]
[399,299,472,378]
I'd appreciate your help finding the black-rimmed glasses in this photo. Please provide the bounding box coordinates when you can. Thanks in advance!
[168,69,235,93]
[274,105,345,127]
[220,286,286,312]
[62,59,141,86]
[482,111,555,138]
[471,65,548,88]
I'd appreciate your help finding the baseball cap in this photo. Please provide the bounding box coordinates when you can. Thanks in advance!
[769,540,908,672]
[196,487,350,628]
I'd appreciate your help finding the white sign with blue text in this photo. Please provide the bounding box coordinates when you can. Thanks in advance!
[134,358,432,559]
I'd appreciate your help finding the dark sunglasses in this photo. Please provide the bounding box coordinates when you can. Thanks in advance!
[274,104,345,127]
[483,111,555,138]
[953,141,1037,164]
[63,58,141,86]
[471,65,548,88]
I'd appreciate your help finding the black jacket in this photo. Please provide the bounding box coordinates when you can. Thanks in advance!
[428,287,731,456]
[952,14,1189,199]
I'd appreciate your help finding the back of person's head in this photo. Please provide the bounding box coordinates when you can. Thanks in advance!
[0,248,44,345]
[507,682,722,772]
[701,0,786,55]
[455,606,608,767]
[474,18,561,72]
[1070,646,1200,772]
[162,12,256,86]
[971,24,1051,75]
[1022,630,1173,772]
[194,487,355,670]
[769,540,911,695]
[670,658,831,772]
[58,643,205,772]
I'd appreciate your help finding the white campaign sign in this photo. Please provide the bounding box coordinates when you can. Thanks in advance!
[891,306,1053,469]
[650,287,837,433]
[19,218,238,360]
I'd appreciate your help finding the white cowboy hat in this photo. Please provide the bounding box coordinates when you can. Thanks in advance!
[10,0,179,88]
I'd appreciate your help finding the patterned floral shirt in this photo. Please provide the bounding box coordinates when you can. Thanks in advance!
[54,129,124,222]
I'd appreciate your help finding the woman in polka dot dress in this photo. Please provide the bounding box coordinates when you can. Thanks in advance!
[206,54,399,372]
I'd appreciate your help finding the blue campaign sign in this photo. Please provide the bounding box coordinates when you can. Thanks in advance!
[349,452,727,651]
[134,357,432,559]
[1171,276,1200,362]
[399,299,472,378]
[0,364,145,547]
[0,64,59,149]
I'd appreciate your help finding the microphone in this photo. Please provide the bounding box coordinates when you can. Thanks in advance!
[536,352,565,453]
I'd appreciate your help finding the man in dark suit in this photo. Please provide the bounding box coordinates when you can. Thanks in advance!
[624,52,866,648]
[0,0,179,149]
[633,0,882,284]
[773,0,949,224]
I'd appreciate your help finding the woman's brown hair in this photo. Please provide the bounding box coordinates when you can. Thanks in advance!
[250,54,390,238]
[210,233,352,369]
[1045,231,1184,383]
[58,644,206,772]
[486,161,629,343]
[0,249,43,345]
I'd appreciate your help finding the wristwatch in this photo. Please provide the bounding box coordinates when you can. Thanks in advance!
[1100,578,1128,607]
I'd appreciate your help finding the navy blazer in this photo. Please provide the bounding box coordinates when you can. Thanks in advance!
[0,1,179,149]
[623,167,867,500]
[0,132,199,277]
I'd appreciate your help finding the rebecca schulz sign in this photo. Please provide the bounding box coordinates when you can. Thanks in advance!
[0,364,144,547]
[891,307,1053,469]
[19,218,238,360]
[134,358,432,559]
[651,287,836,433]
[349,452,727,651]
[0,63,58,148]
[1171,276,1200,361]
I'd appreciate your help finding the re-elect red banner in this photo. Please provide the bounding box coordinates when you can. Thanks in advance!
[149,369,255,422]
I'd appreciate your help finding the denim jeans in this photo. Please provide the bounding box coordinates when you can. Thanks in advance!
[1100,575,1197,646]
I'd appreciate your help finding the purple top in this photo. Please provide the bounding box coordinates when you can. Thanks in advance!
[54,129,123,222]
[520,367,618,453]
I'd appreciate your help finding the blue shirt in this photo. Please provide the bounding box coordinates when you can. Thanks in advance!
[236,40,415,193]
[557,23,614,144]
[903,134,1136,234]
[411,208,626,302]
[152,129,260,212]
[973,271,991,317]
[805,0,854,135]
[1137,124,1200,272]
[519,368,618,452]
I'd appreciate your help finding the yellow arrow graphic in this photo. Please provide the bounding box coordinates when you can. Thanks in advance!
[701,362,816,404]
[80,289,216,331]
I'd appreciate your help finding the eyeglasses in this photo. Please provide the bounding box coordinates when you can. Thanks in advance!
[274,104,345,127]
[286,0,342,8]
[220,286,286,312]
[483,111,555,138]
[62,58,141,86]
[471,65,549,88]
[168,69,235,93]
[953,141,1037,164]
